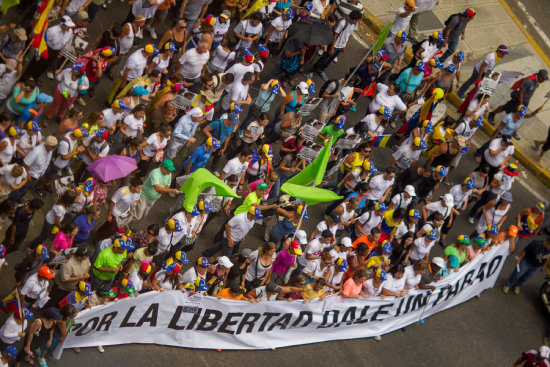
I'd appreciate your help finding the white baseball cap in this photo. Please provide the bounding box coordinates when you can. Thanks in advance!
[340,237,353,247]
[432,257,445,268]
[217,256,234,269]
[188,107,204,118]
[61,15,76,27]
[297,81,309,95]
[540,346,550,359]
[442,193,454,207]
[295,230,308,245]
[404,185,416,196]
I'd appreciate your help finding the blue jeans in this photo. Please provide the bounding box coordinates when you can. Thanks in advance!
[458,67,480,97]
[505,258,540,288]
[312,48,343,73]
[439,39,459,62]
[203,238,239,258]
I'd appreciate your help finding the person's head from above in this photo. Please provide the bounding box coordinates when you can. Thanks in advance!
[412,259,428,275]
[312,277,326,291]
[404,0,415,11]
[62,221,79,237]
[320,229,333,244]
[395,30,408,45]
[158,123,172,139]
[0,114,10,130]
[59,304,77,320]
[440,193,454,209]
[265,171,278,186]
[242,71,255,86]
[196,39,209,54]
[160,159,175,174]
[239,147,254,163]
[388,83,400,96]
[447,255,459,270]
[401,232,415,247]
[496,44,509,58]
[348,196,359,211]
[369,227,381,243]
[217,256,234,272]
[430,212,445,228]
[37,265,54,280]
[353,269,367,283]
[324,14,336,28]
[22,77,36,91]
[237,247,254,265]
[384,167,397,181]
[146,240,158,257]
[373,269,387,286]
[356,242,370,257]
[247,206,263,221]
[225,174,239,189]
[431,257,444,273]
[456,234,473,249]
[129,177,143,194]
[534,201,547,216]
[392,208,406,222]
[320,251,332,266]
[348,9,362,24]
[374,202,387,216]
[133,14,147,27]
[408,209,421,224]
[283,7,294,21]
[60,15,75,31]
[538,346,550,361]
[391,264,405,279]
[357,183,369,196]
[433,165,447,180]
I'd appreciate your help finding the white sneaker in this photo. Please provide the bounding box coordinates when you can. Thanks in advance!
[46,72,54,79]
[374,335,381,342]
[74,347,81,353]
[148,27,157,40]
[76,97,86,106]
[136,30,143,39]
[333,56,338,63]
[97,345,105,353]
[317,49,323,56]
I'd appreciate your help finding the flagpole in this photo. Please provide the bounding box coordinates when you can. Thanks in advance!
[14,288,24,332]
[21,42,34,59]
[291,203,307,242]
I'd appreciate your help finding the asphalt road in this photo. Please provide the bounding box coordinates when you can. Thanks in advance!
[1,3,550,367]
[504,0,550,57]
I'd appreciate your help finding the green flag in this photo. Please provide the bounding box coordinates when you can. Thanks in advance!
[281,183,343,205]
[179,168,240,212]
[286,135,335,187]
[372,22,393,55]
[0,0,19,12]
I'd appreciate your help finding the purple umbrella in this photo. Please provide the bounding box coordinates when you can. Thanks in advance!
[86,155,138,182]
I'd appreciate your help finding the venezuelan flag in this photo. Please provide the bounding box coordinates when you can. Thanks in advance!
[397,94,439,136]
[30,0,54,59]
[369,135,391,148]
[0,289,19,312]
[242,0,270,19]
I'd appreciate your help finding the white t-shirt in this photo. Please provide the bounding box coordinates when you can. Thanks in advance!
[0,137,15,166]
[210,46,235,71]
[222,82,249,110]
[0,163,27,187]
[17,131,42,154]
[362,278,384,297]
[419,40,440,63]
[403,265,421,289]
[334,18,357,49]
[0,314,27,344]
[367,174,394,201]
[484,138,514,167]
[123,114,145,137]
[178,48,210,80]
[152,55,171,73]
[390,6,413,35]
[81,137,109,165]
[369,83,407,113]
[298,238,328,267]
[142,133,169,157]
[303,258,329,279]
[225,62,255,87]
[357,210,382,235]
[53,134,77,169]
[269,16,292,42]
[0,70,18,100]
[253,285,278,301]
[155,270,184,290]
[122,49,148,81]
[157,227,175,255]
[245,249,273,281]
[410,237,435,261]
[383,273,406,294]
[426,200,451,219]
[234,20,263,49]
[213,18,230,43]
[223,157,248,179]
[111,186,140,217]
[313,220,337,240]
[46,204,66,225]
[102,108,124,129]
[449,184,472,209]
[310,0,328,18]
[454,119,479,140]
[475,51,498,73]
[225,212,255,242]
[391,192,413,210]
[392,143,421,169]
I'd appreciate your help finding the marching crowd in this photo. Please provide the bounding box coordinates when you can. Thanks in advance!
[0,0,547,365]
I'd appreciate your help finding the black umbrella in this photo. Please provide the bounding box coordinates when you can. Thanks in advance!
[287,21,333,46]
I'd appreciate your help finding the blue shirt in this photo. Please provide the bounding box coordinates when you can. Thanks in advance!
[173,114,198,141]
[501,113,524,136]
[73,214,94,243]
[346,192,367,213]
[209,119,235,144]
[184,144,212,173]
[396,68,424,94]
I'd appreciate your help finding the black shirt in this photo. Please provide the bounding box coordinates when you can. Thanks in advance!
[524,240,550,267]
[98,30,120,56]
[12,206,34,235]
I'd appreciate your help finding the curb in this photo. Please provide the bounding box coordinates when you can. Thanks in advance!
[360,6,550,188]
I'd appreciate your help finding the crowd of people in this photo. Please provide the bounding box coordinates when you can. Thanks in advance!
[0,0,547,365]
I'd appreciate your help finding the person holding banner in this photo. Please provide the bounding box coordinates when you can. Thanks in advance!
[0,308,31,352]
[503,238,550,295]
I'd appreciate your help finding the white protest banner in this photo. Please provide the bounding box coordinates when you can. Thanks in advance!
[65,244,508,350]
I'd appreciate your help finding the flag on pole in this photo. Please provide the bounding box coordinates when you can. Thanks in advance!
[281,183,343,205]
[286,135,335,187]
[31,26,49,59]
[0,289,19,312]
[33,0,54,36]
[372,22,393,55]
[369,135,391,148]
[397,93,440,136]
[179,168,240,213]
[242,0,270,19]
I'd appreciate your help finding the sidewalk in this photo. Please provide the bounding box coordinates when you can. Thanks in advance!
[360,0,550,187]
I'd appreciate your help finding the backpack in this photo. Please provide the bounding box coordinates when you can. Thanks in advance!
[443,13,461,28]
[319,79,338,98]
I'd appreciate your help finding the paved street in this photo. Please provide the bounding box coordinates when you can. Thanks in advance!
[504,0,550,57]
[1,2,550,366]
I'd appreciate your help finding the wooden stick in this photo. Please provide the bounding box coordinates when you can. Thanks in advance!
[541,98,550,109]
[56,58,69,73]
[21,42,34,59]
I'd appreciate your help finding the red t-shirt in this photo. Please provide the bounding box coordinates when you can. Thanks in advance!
[519,350,550,367]
[85,58,108,82]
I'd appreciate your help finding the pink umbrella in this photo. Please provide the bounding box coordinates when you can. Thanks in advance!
[86,155,138,182]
